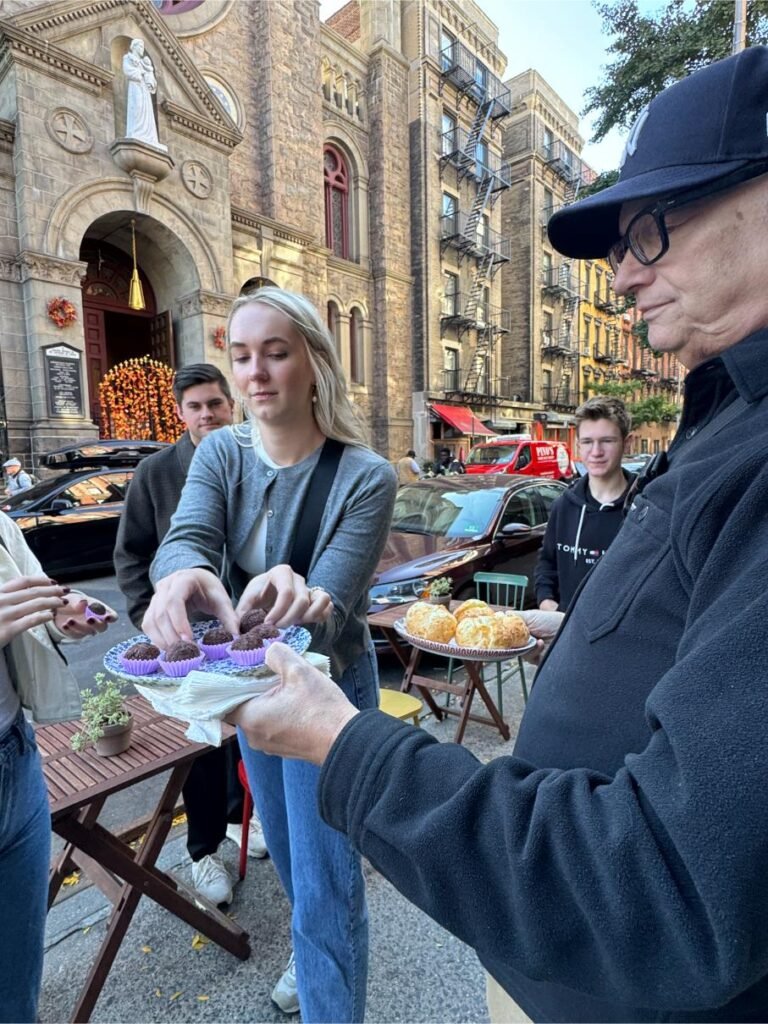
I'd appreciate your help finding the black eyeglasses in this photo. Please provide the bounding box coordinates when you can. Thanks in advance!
[607,162,768,274]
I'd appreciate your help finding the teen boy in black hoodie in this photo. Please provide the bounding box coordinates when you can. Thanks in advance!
[534,396,635,611]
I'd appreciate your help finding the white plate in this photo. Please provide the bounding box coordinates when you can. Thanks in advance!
[393,618,536,662]
[104,620,311,686]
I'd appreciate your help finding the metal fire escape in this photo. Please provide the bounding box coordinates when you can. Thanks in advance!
[439,38,511,398]
[540,139,596,408]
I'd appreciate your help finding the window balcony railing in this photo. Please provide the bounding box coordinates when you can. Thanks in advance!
[441,293,512,334]
[541,265,577,297]
[439,212,510,263]
[541,330,576,356]
[440,127,511,190]
[539,202,563,227]
[542,385,575,408]
[540,139,597,190]
[593,292,619,314]
[442,368,462,392]
[439,41,511,119]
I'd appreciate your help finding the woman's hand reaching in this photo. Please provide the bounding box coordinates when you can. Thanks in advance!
[0,576,69,647]
[143,569,239,649]
[235,565,334,629]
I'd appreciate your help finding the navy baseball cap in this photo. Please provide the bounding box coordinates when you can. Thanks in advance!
[548,46,768,259]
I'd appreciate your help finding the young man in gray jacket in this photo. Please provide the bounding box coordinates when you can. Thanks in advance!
[114,363,265,904]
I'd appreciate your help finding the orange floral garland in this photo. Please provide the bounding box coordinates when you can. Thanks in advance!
[47,296,77,329]
[98,356,184,443]
[213,326,227,350]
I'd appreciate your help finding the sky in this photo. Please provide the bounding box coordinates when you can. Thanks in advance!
[319,0,644,173]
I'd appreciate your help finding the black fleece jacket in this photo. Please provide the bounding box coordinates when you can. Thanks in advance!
[318,328,768,1022]
[534,472,634,611]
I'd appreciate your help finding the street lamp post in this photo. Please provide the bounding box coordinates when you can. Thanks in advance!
[732,0,747,53]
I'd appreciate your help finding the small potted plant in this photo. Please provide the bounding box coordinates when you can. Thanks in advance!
[422,576,453,607]
[71,673,133,757]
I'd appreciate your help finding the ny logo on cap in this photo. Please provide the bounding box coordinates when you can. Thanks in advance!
[619,105,650,169]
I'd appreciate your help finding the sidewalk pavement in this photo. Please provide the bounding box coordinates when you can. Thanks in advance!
[41,660,533,1023]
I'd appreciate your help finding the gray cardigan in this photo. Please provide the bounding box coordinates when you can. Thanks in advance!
[151,425,397,681]
[114,432,196,629]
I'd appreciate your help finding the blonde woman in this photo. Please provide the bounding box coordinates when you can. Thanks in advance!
[144,287,397,1022]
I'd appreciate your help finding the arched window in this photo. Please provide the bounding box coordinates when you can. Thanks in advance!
[324,144,350,260]
[349,307,365,385]
[327,301,341,355]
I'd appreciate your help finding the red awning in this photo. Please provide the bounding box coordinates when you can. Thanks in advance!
[430,403,497,437]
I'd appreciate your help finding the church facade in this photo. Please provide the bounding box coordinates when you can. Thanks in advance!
[0,0,413,464]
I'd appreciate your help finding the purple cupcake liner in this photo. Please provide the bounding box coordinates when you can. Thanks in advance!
[199,639,234,662]
[262,630,286,651]
[118,654,160,676]
[158,653,206,678]
[225,642,268,668]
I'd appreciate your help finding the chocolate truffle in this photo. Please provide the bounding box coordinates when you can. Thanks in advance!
[230,625,279,652]
[164,640,201,662]
[202,626,233,645]
[88,601,107,615]
[123,641,160,660]
[239,608,267,633]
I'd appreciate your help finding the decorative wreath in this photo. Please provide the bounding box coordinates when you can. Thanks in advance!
[213,325,227,350]
[47,296,77,329]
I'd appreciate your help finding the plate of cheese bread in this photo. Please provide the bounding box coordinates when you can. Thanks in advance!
[394,599,536,661]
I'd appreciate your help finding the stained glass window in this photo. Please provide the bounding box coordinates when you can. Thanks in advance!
[323,144,350,260]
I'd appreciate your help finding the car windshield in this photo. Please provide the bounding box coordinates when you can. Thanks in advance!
[392,484,504,538]
[466,444,518,466]
[1,479,61,513]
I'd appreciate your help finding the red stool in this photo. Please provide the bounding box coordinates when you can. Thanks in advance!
[237,759,253,881]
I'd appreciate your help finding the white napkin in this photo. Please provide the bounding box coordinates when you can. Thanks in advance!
[134,651,332,746]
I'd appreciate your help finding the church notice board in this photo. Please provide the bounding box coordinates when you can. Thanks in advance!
[44,343,84,418]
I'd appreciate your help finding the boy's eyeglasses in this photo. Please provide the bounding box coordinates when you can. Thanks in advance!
[577,438,622,449]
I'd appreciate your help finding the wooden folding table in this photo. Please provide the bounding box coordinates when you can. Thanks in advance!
[368,601,511,744]
[39,696,250,1023]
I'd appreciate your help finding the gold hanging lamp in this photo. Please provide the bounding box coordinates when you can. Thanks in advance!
[128,218,146,311]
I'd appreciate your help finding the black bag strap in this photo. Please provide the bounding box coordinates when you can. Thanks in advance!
[289,437,345,579]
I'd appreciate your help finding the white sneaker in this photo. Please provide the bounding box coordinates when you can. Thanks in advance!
[271,951,299,1014]
[191,853,233,905]
[226,814,268,859]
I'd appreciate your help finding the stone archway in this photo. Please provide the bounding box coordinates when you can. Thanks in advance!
[79,210,202,430]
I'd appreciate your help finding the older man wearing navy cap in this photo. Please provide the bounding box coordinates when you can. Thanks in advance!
[227,48,768,1023]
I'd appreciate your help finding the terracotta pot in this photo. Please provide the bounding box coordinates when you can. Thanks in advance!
[94,714,134,757]
[425,595,452,607]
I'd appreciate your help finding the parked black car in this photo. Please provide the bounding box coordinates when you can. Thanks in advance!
[2,439,169,577]
[369,474,566,615]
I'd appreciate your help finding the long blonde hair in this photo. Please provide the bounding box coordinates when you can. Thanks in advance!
[227,288,370,449]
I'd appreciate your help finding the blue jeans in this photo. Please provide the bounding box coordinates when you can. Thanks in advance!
[238,644,379,1023]
[0,710,51,1023]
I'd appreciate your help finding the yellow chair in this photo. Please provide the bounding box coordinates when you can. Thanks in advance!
[379,689,423,727]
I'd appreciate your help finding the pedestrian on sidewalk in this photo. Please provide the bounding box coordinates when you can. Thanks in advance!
[396,449,421,486]
[142,288,397,1021]
[228,48,768,1023]
[3,458,33,495]
[0,515,117,1023]
[115,363,268,908]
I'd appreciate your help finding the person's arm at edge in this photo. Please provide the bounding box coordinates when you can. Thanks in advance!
[315,581,768,1011]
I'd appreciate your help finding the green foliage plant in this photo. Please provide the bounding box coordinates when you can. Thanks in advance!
[71,673,130,752]
[426,576,453,598]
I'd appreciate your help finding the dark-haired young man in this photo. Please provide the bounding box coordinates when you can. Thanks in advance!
[115,363,266,905]
[535,396,634,611]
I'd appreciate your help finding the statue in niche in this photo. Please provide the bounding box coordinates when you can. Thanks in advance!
[123,39,167,151]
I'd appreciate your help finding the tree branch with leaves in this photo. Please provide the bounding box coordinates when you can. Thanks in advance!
[584,0,768,142]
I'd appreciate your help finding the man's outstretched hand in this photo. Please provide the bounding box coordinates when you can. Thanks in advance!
[228,643,359,765]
